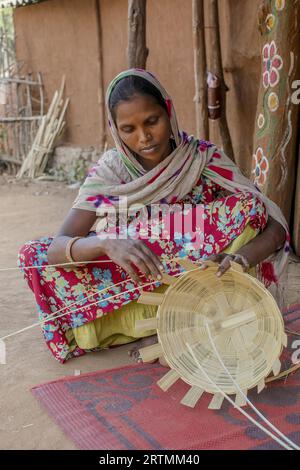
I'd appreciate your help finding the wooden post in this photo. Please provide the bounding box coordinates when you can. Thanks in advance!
[252,0,300,224]
[127,0,148,69]
[95,0,106,151]
[206,0,234,161]
[192,0,209,140]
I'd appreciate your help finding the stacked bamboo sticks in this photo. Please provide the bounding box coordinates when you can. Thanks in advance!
[17,76,69,178]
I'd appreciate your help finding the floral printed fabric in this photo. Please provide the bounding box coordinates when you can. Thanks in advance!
[18,176,267,363]
[74,68,289,290]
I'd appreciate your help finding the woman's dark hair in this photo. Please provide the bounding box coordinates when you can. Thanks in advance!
[109,75,168,122]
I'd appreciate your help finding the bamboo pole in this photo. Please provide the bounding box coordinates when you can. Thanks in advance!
[95,0,106,151]
[206,0,234,161]
[192,0,208,140]
[37,72,44,117]
[15,74,21,159]
[127,0,148,69]
[25,73,33,155]
[17,76,69,179]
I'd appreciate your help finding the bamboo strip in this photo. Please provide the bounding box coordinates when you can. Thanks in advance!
[180,385,204,408]
[208,392,224,410]
[265,363,300,383]
[272,358,281,376]
[157,369,180,392]
[0,339,6,365]
[188,342,296,449]
[235,390,248,407]
[257,378,265,394]
[135,317,158,333]
[137,292,165,306]
[220,310,256,331]
[281,332,288,347]
[0,116,42,122]
[37,72,44,117]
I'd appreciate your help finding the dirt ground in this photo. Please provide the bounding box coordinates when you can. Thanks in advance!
[0,176,136,450]
[0,175,299,450]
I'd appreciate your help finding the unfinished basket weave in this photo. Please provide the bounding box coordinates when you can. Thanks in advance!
[136,259,286,409]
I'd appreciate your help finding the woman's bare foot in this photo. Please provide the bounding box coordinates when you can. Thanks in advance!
[128,334,158,363]
[128,335,169,367]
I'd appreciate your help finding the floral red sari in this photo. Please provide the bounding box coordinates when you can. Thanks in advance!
[18,174,267,363]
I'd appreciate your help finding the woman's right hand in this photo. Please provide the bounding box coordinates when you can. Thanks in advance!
[101,238,164,284]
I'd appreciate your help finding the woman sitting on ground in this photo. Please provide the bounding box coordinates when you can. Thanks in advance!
[18,69,289,364]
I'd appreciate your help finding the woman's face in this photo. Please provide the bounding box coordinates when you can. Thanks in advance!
[114,94,172,171]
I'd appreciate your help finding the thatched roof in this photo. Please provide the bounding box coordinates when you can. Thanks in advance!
[0,0,48,8]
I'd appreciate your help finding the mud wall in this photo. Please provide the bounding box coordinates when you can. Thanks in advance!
[14,0,262,174]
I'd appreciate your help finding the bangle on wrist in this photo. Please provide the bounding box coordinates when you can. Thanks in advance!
[65,236,83,263]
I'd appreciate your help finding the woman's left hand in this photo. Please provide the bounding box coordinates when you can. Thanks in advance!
[200,253,250,277]
[199,217,286,277]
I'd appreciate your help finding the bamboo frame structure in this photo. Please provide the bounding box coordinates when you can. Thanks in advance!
[0,74,44,173]
[136,260,285,409]
[0,9,46,173]
[17,76,69,178]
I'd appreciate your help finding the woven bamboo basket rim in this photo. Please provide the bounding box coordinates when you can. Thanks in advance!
[153,263,285,395]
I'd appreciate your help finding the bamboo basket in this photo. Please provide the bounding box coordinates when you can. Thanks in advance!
[136,260,286,409]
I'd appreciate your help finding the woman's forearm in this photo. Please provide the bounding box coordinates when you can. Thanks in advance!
[236,217,286,267]
[47,235,108,265]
